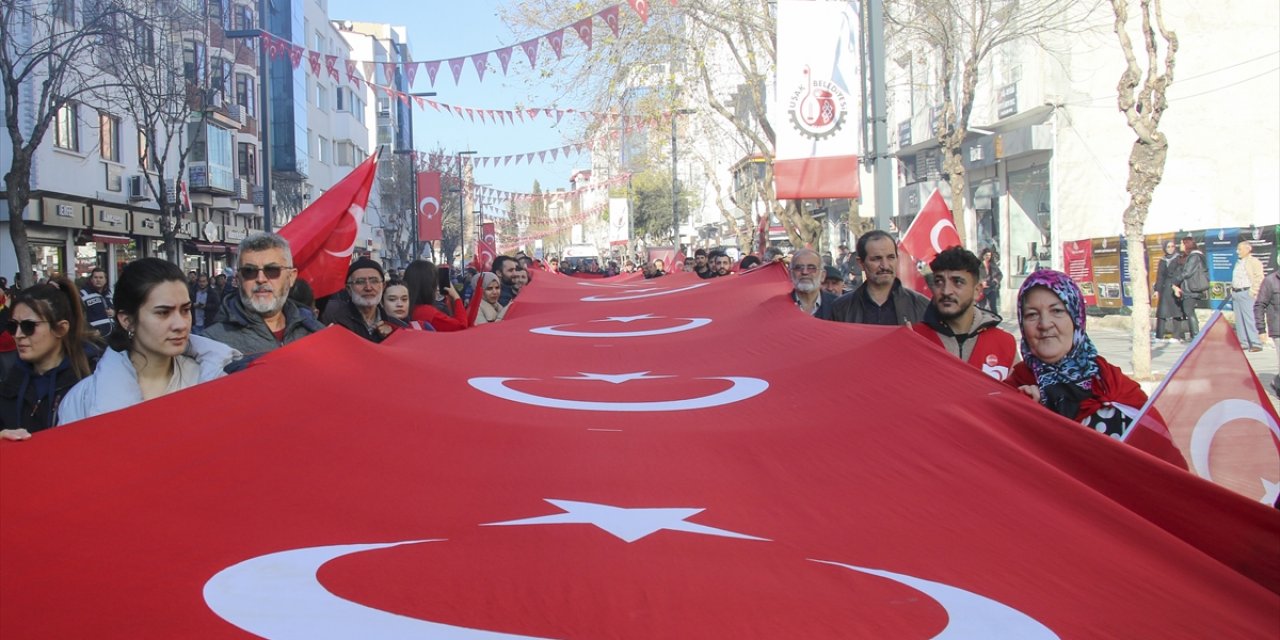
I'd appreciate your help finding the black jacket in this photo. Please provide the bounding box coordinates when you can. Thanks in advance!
[0,349,99,432]
[329,299,409,343]
[830,280,930,325]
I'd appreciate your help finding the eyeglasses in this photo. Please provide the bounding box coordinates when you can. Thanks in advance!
[348,277,384,287]
[239,264,292,281]
[791,264,821,273]
[5,319,46,336]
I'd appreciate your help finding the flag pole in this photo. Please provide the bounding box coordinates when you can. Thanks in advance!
[1120,303,1227,442]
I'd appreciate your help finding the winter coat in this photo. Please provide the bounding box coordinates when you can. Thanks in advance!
[203,295,325,356]
[58,335,239,424]
[829,280,930,325]
[1153,254,1183,318]
[1256,271,1280,338]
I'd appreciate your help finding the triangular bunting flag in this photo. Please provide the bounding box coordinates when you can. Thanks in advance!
[288,45,303,69]
[413,95,426,109]
[520,39,540,70]
[525,153,535,164]
[471,52,489,82]
[465,108,475,122]
[503,156,512,166]
[528,108,539,120]
[404,61,420,87]
[324,55,340,82]
[600,5,621,36]
[428,100,440,112]
[448,57,466,84]
[425,60,441,86]
[496,47,513,74]
[550,148,559,161]
[361,61,374,80]
[381,62,396,84]
[538,151,547,162]
[547,28,565,59]
[307,50,323,75]
[396,91,410,106]
[453,106,464,117]
[573,18,593,49]
[627,0,650,24]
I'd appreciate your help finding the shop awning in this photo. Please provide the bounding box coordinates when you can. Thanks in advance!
[91,234,133,245]
[192,242,230,253]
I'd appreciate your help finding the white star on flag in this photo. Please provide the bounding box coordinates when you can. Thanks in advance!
[1261,479,1280,506]
[557,372,674,384]
[594,314,660,324]
[482,499,770,543]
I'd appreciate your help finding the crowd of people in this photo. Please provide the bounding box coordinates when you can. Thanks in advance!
[0,229,1274,457]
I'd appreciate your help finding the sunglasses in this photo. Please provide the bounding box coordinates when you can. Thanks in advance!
[5,319,47,336]
[239,264,292,280]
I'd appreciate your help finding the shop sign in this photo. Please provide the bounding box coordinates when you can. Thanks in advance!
[898,120,912,147]
[997,83,1018,119]
[224,225,248,243]
[41,198,84,227]
[95,207,128,230]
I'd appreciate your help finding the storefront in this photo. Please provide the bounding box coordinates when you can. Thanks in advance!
[86,204,134,282]
[131,211,165,264]
[34,197,83,281]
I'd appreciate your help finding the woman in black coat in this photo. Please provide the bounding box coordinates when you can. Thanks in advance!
[1153,240,1184,340]
[1175,236,1209,338]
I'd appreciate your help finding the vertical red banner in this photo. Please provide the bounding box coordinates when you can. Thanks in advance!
[1062,239,1097,306]
[476,222,497,271]
[416,171,442,242]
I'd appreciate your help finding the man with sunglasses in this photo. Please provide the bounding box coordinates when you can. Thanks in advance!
[204,233,325,357]
[329,257,407,343]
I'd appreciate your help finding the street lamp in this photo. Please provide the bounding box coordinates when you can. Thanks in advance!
[225,5,273,231]
[671,108,695,252]
[455,150,476,267]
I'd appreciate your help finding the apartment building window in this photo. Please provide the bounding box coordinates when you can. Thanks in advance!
[98,112,120,162]
[351,95,365,124]
[334,141,356,167]
[137,129,153,170]
[238,142,257,184]
[236,73,256,117]
[207,0,229,29]
[213,58,234,104]
[53,0,75,23]
[316,84,328,111]
[376,124,393,147]
[54,101,79,151]
[183,40,206,84]
[132,18,155,65]
[188,123,235,191]
[234,4,253,29]
[316,136,330,163]
[335,87,345,111]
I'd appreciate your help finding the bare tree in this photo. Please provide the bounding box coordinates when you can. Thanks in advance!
[1112,0,1175,379]
[1,0,126,286]
[93,0,207,259]
[504,0,833,249]
[885,0,1101,242]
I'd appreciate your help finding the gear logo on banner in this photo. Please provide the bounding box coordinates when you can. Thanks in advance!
[787,65,848,141]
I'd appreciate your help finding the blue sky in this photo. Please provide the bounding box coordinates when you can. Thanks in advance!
[327,0,586,197]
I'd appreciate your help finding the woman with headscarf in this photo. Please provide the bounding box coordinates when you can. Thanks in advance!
[468,272,507,326]
[1152,240,1184,341]
[1006,270,1163,441]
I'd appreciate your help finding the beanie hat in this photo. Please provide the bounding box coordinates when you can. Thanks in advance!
[347,257,384,279]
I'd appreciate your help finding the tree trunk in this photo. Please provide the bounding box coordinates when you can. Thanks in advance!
[943,147,968,244]
[4,155,35,287]
[1123,137,1167,380]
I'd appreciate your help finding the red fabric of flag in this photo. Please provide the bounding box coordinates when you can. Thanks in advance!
[278,152,379,298]
[1128,312,1280,503]
[2,266,1277,637]
[416,170,442,242]
[899,189,961,263]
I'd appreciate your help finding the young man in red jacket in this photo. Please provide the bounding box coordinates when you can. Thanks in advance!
[913,246,1018,381]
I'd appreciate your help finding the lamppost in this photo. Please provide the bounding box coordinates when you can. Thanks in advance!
[225,0,272,231]
[670,108,695,252]
[453,150,476,267]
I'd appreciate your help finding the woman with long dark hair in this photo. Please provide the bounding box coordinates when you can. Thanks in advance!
[0,277,99,439]
[403,260,467,332]
[1175,236,1209,338]
[59,259,239,423]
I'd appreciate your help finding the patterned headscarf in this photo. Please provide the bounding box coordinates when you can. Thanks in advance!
[1016,269,1100,404]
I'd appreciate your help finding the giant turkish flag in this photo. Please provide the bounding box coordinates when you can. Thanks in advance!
[278,152,380,298]
[2,265,1278,638]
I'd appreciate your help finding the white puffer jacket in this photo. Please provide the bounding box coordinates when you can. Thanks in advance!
[58,335,239,424]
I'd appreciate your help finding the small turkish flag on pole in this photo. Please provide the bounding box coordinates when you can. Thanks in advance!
[278,150,381,298]
[1125,312,1280,504]
[899,189,961,263]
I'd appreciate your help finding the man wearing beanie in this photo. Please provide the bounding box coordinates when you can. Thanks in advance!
[330,257,407,343]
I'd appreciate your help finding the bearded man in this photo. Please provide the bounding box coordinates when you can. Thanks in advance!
[911,246,1017,381]
[789,249,837,321]
[203,233,325,355]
